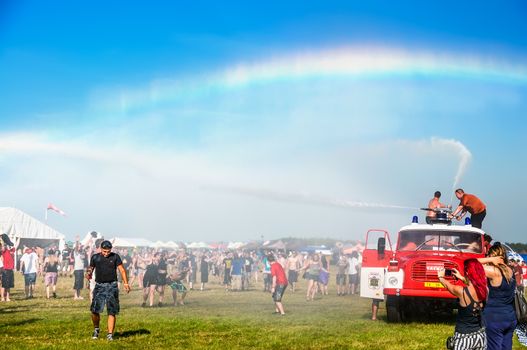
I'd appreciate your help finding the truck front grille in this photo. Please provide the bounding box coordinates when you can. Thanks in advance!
[411,260,458,282]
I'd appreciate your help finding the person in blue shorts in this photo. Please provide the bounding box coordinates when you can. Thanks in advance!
[86,240,130,341]
[168,266,189,306]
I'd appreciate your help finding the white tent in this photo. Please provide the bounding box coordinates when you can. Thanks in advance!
[227,241,245,250]
[165,241,184,249]
[0,207,66,249]
[151,240,168,248]
[81,231,104,246]
[187,241,210,249]
[110,237,153,248]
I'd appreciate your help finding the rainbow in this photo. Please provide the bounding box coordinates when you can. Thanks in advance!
[220,46,527,87]
[103,46,527,112]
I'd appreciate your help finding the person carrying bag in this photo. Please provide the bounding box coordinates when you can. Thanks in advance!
[438,259,487,350]
[514,284,527,346]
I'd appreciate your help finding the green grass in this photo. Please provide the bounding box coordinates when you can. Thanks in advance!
[0,272,524,349]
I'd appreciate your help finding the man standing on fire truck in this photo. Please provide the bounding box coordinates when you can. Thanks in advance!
[426,191,448,224]
[451,189,487,229]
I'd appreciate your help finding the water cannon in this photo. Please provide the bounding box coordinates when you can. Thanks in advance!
[419,207,453,225]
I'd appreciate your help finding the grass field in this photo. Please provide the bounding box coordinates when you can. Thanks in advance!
[0,271,524,350]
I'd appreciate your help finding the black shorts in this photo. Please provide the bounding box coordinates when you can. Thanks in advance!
[288,270,298,283]
[90,281,120,315]
[201,272,209,283]
[372,298,383,306]
[143,271,157,288]
[336,274,347,285]
[471,210,486,229]
[157,274,167,286]
[73,270,84,290]
[1,270,14,289]
[223,269,231,285]
[272,284,287,302]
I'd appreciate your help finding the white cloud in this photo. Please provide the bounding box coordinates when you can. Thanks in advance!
[0,131,475,241]
[2,45,526,242]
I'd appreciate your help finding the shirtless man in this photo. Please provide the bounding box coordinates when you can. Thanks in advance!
[426,191,448,224]
[285,251,301,293]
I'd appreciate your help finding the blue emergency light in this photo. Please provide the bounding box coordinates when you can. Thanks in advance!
[412,216,418,223]
[465,217,471,225]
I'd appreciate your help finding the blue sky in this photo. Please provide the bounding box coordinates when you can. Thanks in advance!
[1,1,526,242]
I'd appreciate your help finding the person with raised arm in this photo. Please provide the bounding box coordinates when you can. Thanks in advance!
[451,189,487,229]
[438,259,487,349]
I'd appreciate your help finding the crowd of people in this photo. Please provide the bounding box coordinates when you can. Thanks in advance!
[2,229,527,348]
[439,241,527,350]
[0,233,365,306]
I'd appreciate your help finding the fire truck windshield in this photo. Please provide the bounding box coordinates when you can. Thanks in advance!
[397,230,482,253]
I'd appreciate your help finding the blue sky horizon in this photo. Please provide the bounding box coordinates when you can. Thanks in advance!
[1,1,526,242]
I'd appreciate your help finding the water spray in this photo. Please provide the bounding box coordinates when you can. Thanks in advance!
[429,138,472,205]
[205,185,418,211]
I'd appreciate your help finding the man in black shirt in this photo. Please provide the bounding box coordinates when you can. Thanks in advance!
[86,240,130,341]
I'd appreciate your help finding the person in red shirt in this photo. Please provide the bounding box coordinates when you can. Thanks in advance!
[268,254,288,316]
[521,262,527,288]
[1,236,20,302]
[452,189,487,229]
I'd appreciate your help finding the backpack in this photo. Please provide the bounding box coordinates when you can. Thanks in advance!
[515,287,527,323]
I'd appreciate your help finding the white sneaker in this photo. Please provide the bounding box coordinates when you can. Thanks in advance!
[92,328,99,339]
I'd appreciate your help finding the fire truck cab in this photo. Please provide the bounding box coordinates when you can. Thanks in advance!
[360,215,486,322]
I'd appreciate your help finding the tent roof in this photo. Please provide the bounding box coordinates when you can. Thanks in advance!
[263,240,286,250]
[111,237,154,248]
[0,207,65,240]
[187,242,211,249]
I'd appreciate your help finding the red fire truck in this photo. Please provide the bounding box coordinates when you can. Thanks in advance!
[360,211,486,322]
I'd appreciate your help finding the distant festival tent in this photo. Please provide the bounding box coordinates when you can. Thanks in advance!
[0,207,66,249]
[262,240,286,250]
[208,242,228,250]
[342,242,365,255]
[241,241,262,250]
[165,241,185,249]
[298,245,332,255]
[106,237,184,249]
[80,231,104,247]
[111,237,154,248]
[227,242,246,250]
[187,242,211,249]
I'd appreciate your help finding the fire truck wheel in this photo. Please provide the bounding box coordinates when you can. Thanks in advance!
[386,296,403,322]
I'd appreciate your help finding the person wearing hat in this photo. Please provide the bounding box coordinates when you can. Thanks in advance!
[86,240,130,341]
[20,247,39,299]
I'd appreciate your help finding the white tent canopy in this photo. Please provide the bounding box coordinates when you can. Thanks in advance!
[227,242,245,250]
[187,241,210,249]
[80,231,104,247]
[111,237,154,248]
[165,241,183,249]
[0,207,65,248]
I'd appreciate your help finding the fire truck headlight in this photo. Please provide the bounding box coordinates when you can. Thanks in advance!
[388,276,398,286]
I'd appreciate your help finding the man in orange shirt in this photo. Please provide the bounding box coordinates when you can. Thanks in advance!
[451,189,487,229]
